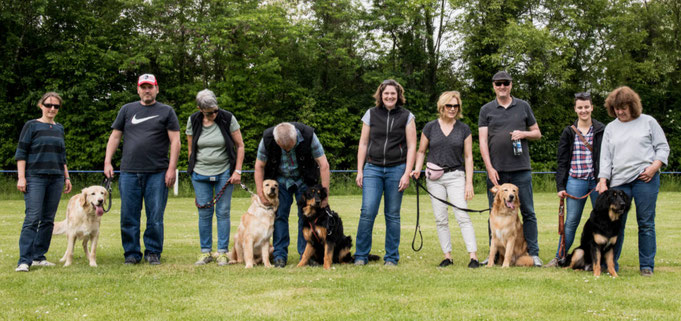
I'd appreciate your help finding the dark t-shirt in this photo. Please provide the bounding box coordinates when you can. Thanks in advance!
[478,97,536,172]
[422,119,471,171]
[112,101,180,172]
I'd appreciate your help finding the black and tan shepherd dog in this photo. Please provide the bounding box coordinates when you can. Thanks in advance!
[562,189,631,277]
[296,185,354,269]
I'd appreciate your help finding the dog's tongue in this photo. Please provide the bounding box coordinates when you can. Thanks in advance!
[506,201,515,210]
[96,205,104,216]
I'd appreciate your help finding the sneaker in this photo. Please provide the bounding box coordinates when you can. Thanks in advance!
[640,268,654,277]
[468,259,480,269]
[15,263,29,272]
[31,260,56,267]
[531,256,543,267]
[216,253,229,266]
[195,253,213,265]
[354,259,367,266]
[384,261,397,266]
[544,257,560,268]
[480,258,489,265]
[438,258,453,267]
[145,253,161,265]
[273,257,286,268]
[124,256,140,265]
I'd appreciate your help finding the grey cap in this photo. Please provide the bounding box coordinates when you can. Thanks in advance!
[492,71,513,81]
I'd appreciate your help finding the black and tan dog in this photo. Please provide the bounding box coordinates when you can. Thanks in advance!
[296,185,353,270]
[562,189,631,277]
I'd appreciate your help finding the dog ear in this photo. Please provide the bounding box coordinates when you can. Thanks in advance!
[80,188,89,208]
[319,185,328,201]
[593,190,610,213]
[489,185,499,195]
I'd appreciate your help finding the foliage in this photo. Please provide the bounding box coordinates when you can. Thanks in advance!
[0,0,678,172]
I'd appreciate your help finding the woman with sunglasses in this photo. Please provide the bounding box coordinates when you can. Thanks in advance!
[186,89,244,266]
[546,92,605,267]
[595,86,669,277]
[411,91,479,268]
[14,92,72,272]
[354,79,416,266]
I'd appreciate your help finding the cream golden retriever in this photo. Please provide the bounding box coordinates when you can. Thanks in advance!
[487,183,533,268]
[53,185,108,267]
[228,179,279,268]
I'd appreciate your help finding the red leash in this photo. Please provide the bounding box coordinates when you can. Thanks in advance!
[557,187,596,260]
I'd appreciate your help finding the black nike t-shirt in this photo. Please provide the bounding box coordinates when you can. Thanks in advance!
[111,101,180,172]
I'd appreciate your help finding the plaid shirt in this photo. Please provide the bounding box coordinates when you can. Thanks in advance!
[257,130,325,189]
[569,126,594,179]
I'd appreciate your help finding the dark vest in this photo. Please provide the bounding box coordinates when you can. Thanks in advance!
[366,105,410,167]
[263,122,320,186]
[187,109,237,175]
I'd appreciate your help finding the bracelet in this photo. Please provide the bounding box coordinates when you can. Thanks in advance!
[64,177,70,181]
[234,169,242,175]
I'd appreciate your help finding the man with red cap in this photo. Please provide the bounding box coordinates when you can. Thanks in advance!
[104,74,180,265]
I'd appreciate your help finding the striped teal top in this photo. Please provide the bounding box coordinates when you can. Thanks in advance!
[15,120,66,176]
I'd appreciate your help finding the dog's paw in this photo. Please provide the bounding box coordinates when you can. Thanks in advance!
[89,261,97,267]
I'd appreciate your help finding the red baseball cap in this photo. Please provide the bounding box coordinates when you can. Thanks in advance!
[138,74,158,86]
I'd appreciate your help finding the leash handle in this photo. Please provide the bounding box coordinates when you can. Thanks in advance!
[558,198,566,260]
[101,176,113,213]
[412,177,423,252]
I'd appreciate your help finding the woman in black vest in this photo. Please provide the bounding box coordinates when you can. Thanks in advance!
[354,79,417,266]
[186,89,244,266]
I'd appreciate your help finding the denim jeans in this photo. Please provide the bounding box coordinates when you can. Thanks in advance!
[18,175,64,265]
[486,170,539,256]
[119,171,168,260]
[272,183,307,262]
[554,176,598,258]
[191,171,233,253]
[355,163,406,264]
[612,172,659,272]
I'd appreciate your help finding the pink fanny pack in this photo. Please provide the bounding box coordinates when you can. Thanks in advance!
[425,162,446,180]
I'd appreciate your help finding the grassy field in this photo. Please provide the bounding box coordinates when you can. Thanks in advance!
[1,192,680,320]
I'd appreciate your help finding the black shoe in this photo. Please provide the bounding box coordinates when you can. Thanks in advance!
[438,258,453,267]
[468,259,480,269]
[145,253,161,265]
[273,258,286,268]
[124,256,140,265]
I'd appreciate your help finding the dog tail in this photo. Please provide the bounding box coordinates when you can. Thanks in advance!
[515,255,534,267]
[53,220,67,235]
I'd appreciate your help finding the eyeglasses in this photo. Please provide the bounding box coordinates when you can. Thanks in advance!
[494,81,511,87]
[202,109,218,116]
[574,92,591,100]
[43,103,60,109]
[444,104,460,109]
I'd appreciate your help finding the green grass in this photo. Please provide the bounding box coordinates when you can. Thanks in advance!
[1,192,680,320]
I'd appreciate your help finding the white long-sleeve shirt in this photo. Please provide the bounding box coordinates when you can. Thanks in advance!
[599,114,670,187]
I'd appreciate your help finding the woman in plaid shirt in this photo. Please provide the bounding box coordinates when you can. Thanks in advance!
[546,92,605,268]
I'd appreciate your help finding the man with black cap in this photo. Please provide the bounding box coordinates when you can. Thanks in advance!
[104,73,181,265]
[478,70,543,266]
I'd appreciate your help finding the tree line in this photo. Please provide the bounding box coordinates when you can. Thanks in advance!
[1,0,679,172]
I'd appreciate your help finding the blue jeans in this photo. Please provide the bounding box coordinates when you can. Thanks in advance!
[486,170,539,256]
[191,171,233,253]
[554,176,598,258]
[119,171,168,260]
[272,183,307,262]
[355,163,405,264]
[18,175,64,265]
[612,172,659,272]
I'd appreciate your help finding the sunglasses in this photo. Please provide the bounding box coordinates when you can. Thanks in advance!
[202,109,218,116]
[43,103,60,109]
[494,81,511,87]
[444,104,460,109]
[574,92,591,100]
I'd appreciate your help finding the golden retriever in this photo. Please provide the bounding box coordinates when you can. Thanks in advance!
[53,185,108,267]
[487,183,533,268]
[228,179,279,268]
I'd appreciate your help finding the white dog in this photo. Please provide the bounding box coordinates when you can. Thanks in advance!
[53,185,108,267]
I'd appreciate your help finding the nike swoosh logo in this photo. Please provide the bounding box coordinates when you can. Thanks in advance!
[131,114,159,125]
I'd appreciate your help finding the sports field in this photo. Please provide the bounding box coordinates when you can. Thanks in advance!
[1,192,680,320]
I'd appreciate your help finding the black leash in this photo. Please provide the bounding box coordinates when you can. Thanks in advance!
[101,176,113,213]
[412,178,491,214]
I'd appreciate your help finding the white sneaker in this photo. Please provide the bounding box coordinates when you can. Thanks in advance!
[15,263,29,272]
[531,256,543,267]
[31,260,56,267]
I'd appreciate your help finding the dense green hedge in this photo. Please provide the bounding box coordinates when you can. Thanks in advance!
[2,0,679,173]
